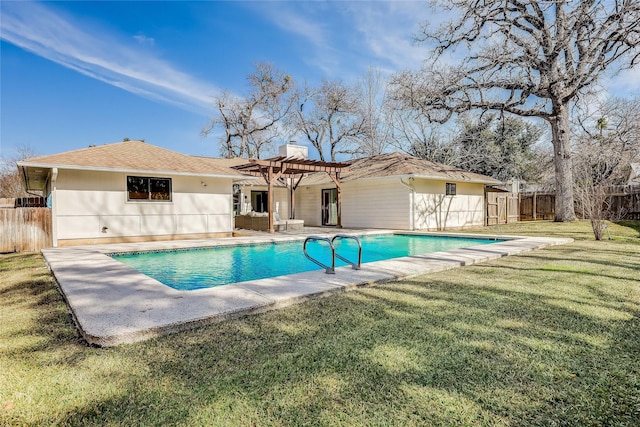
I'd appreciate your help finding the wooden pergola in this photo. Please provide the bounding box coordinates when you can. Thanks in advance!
[233,157,351,233]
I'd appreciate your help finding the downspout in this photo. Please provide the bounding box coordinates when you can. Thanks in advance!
[400,177,415,231]
[51,168,58,248]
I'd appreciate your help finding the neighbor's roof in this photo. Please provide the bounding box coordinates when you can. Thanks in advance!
[299,152,501,185]
[18,140,245,178]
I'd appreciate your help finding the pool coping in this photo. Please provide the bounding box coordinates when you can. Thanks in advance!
[41,230,573,346]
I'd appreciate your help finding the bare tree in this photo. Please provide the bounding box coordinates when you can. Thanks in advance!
[574,95,640,182]
[573,94,640,239]
[293,79,366,162]
[390,0,640,221]
[357,67,392,157]
[202,62,295,158]
[573,138,624,240]
[0,145,38,198]
[385,103,458,165]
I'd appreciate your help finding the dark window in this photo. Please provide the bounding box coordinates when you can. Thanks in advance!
[446,182,456,196]
[127,176,172,201]
[251,191,268,212]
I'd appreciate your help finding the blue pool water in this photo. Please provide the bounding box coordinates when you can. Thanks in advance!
[112,234,500,290]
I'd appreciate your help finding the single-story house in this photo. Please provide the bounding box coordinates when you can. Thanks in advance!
[232,149,501,231]
[303,152,501,230]
[18,140,501,247]
[17,140,249,247]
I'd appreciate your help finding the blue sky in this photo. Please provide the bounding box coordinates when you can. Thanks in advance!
[1,1,639,160]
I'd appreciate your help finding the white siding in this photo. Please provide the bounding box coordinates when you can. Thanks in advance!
[296,185,323,226]
[295,179,410,229]
[55,170,233,240]
[342,179,410,229]
[413,180,485,230]
[294,177,485,231]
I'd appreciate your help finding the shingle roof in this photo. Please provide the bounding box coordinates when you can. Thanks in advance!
[300,152,501,185]
[19,140,244,178]
[19,143,499,185]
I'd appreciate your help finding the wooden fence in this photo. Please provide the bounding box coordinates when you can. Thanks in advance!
[0,208,52,253]
[518,189,640,221]
[486,192,519,225]
[519,193,556,221]
[609,191,640,220]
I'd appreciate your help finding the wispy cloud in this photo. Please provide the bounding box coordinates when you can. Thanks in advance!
[345,2,433,72]
[264,5,327,49]
[133,33,155,46]
[254,2,434,81]
[0,2,219,114]
[250,2,342,77]
[605,67,640,96]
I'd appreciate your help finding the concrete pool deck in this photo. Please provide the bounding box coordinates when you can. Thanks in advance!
[41,230,573,346]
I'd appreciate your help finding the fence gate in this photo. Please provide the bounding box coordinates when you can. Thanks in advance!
[486,192,519,225]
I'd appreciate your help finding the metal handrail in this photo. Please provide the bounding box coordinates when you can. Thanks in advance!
[303,236,335,274]
[331,234,362,270]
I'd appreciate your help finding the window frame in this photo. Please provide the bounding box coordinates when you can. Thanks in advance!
[445,182,457,196]
[126,176,172,202]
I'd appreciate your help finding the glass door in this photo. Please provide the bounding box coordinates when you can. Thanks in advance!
[321,188,338,226]
[251,191,268,213]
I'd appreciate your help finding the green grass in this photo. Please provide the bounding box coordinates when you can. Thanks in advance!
[1,220,639,426]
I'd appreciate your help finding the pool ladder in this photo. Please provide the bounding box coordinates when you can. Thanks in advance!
[303,234,362,274]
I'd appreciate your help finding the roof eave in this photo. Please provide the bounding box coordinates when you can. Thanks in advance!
[17,161,246,179]
[412,174,502,185]
[300,173,500,185]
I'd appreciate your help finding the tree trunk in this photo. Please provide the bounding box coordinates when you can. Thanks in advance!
[550,103,576,222]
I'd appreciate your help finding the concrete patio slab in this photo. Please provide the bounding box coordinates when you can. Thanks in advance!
[41,230,573,346]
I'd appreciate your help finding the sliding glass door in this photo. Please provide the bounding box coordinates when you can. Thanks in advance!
[321,188,338,226]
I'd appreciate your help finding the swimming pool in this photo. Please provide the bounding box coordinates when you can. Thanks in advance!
[112,234,501,290]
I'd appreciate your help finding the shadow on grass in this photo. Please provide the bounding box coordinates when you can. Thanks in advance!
[0,252,84,355]
[487,242,640,282]
[44,265,640,426]
[4,234,640,426]
[616,220,640,238]
[481,219,640,243]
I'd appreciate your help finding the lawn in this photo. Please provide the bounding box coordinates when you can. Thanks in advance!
[1,221,639,426]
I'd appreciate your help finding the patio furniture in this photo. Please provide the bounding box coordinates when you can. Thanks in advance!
[235,213,303,232]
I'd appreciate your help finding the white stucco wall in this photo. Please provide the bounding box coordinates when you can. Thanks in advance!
[54,169,233,241]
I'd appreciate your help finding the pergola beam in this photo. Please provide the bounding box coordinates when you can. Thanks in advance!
[233,156,350,233]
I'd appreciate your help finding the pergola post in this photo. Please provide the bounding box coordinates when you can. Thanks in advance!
[268,166,274,233]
